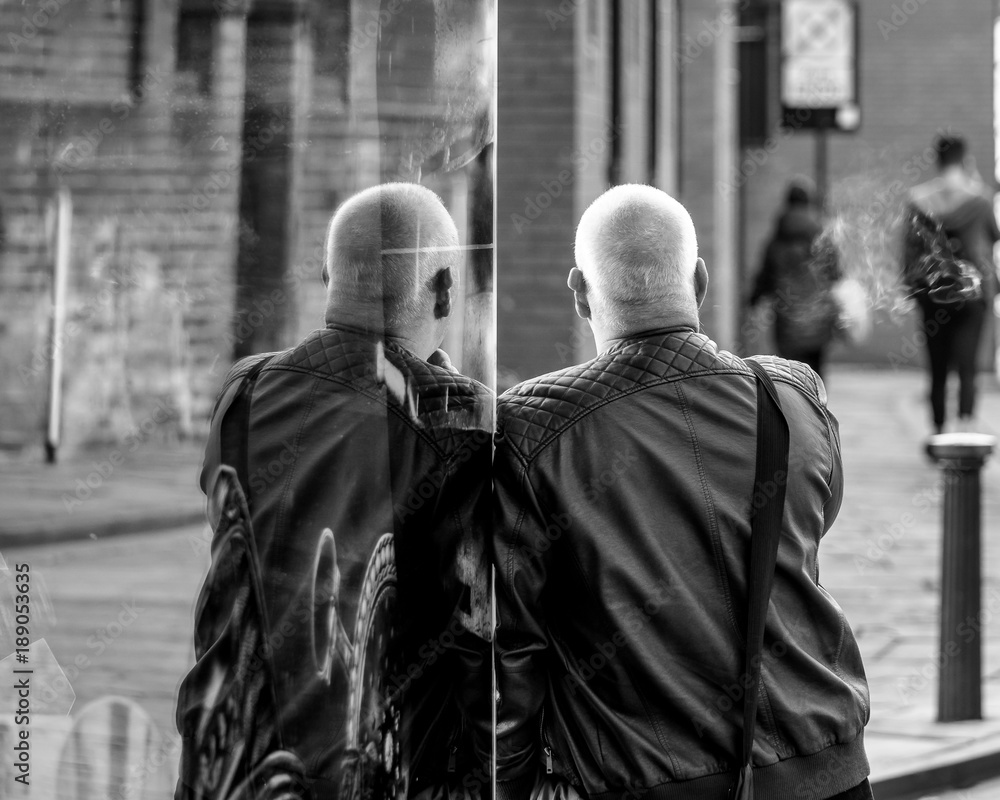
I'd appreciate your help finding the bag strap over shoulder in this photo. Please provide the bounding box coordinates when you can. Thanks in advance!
[220,355,275,508]
[732,360,791,800]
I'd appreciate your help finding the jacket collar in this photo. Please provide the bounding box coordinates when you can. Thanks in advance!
[601,324,701,356]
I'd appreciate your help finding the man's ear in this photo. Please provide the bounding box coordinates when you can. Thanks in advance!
[433,267,453,319]
[693,258,709,309]
[567,267,592,320]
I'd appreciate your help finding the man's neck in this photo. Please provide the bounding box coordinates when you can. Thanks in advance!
[324,312,435,360]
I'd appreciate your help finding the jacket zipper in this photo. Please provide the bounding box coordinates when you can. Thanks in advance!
[539,708,554,775]
[446,716,464,774]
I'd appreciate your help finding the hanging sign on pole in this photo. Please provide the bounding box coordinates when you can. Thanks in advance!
[781,0,860,131]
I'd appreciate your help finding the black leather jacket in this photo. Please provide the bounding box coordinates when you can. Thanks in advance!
[176,326,492,797]
[491,329,870,800]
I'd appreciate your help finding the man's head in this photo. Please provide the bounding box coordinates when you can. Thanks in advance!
[935,134,968,171]
[570,184,707,341]
[323,182,459,353]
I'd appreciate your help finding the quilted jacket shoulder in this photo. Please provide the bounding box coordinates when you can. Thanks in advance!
[746,352,828,405]
[260,328,493,454]
[219,351,280,392]
[498,330,825,462]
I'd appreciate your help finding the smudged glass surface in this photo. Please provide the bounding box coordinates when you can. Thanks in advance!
[0,1,495,797]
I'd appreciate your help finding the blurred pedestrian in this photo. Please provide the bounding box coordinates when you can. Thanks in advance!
[749,181,842,378]
[903,134,998,434]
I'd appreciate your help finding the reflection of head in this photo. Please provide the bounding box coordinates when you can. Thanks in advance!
[935,135,967,170]
[574,184,699,333]
[324,183,459,333]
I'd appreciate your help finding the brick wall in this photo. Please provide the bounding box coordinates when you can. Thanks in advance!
[678,0,740,349]
[571,0,613,366]
[0,0,245,455]
[497,0,580,387]
[499,0,677,384]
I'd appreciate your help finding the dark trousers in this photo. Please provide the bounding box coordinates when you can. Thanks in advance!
[828,778,874,800]
[918,297,987,432]
[796,348,825,380]
[777,348,826,380]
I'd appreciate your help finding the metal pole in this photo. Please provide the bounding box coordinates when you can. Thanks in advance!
[46,187,72,464]
[815,127,828,210]
[926,433,995,722]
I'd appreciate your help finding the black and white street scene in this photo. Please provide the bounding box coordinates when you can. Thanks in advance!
[2,2,1000,800]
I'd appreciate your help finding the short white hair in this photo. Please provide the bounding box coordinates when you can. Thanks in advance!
[325,182,459,329]
[574,184,699,321]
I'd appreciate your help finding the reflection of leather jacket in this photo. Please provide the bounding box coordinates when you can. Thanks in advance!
[491,329,870,800]
[180,325,492,796]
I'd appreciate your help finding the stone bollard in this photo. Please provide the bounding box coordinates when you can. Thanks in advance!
[925,432,996,722]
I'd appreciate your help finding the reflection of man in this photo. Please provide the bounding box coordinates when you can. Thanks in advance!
[176,183,492,798]
[491,185,871,800]
[905,134,999,434]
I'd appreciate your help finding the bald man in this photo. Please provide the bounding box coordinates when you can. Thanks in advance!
[176,183,492,798]
[491,186,871,800]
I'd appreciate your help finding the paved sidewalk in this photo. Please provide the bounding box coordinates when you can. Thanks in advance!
[820,366,1000,797]
[3,367,1000,796]
[0,441,205,547]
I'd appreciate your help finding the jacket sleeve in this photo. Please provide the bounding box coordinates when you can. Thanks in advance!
[488,426,552,787]
[820,393,844,537]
